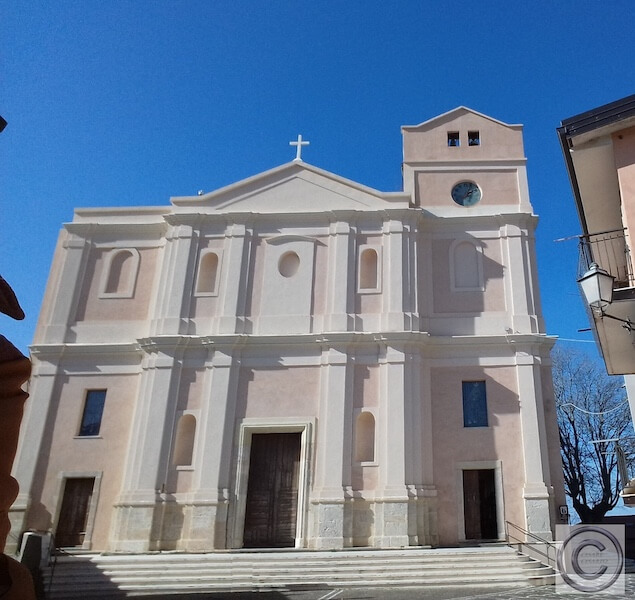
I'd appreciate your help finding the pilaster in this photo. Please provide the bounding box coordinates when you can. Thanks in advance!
[325,220,352,331]
[8,357,58,550]
[516,352,554,540]
[382,220,406,331]
[112,340,183,551]
[375,344,410,547]
[217,222,251,334]
[151,223,196,335]
[184,345,240,550]
[45,234,91,343]
[503,223,540,334]
[311,347,351,549]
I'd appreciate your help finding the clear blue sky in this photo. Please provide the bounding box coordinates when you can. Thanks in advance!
[1,0,632,355]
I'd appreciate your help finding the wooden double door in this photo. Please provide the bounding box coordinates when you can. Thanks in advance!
[463,469,498,540]
[243,433,302,548]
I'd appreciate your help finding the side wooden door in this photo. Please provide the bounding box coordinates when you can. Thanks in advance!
[463,469,498,540]
[55,477,95,547]
[243,433,301,548]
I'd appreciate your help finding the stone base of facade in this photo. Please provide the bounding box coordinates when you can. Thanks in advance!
[112,500,230,552]
[372,499,410,548]
[411,487,439,547]
[181,502,228,551]
[112,496,435,552]
[309,501,345,549]
[309,496,437,549]
[523,492,554,542]
[111,503,156,553]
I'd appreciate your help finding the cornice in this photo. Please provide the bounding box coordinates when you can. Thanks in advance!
[416,211,538,232]
[30,342,142,362]
[403,159,527,169]
[28,333,557,367]
[65,221,168,239]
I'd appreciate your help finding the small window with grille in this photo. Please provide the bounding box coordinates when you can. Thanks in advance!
[468,131,480,146]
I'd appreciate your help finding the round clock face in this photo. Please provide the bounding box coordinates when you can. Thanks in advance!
[451,181,481,206]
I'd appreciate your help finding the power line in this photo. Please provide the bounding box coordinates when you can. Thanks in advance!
[558,400,630,416]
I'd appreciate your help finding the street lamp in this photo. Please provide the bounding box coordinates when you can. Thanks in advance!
[578,263,634,331]
[591,438,635,505]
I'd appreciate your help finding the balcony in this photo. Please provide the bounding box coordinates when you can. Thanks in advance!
[578,228,635,375]
[578,228,634,290]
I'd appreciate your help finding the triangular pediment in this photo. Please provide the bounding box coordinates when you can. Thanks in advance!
[402,107,525,163]
[171,161,410,213]
[402,106,522,133]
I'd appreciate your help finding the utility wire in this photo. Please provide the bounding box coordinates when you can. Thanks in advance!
[558,399,630,416]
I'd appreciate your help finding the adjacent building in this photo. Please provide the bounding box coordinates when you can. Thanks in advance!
[9,107,566,554]
[557,94,635,503]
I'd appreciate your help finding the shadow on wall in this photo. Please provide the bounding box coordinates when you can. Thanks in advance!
[428,233,508,336]
[348,499,375,547]
[150,495,185,551]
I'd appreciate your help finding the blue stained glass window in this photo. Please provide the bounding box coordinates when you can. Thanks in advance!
[78,390,107,436]
[462,381,488,427]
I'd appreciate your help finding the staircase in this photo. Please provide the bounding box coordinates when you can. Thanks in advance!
[43,546,554,598]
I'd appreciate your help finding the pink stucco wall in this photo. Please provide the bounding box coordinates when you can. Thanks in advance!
[27,374,138,549]
[239,366,320,418]
[403,111,524,163]
[75,247,158,322]
[430,366,525,545]
[432,238,505,313]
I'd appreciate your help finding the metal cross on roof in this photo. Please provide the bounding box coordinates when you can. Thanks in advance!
[290,134,310,161]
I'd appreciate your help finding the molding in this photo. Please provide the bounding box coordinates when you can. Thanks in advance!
[29,332,557,359]
[231,417,315,549]
[405,160,527,169]
[65,221,167,237]
[449,239,484,292]
[52,471,103,550]
[98,248,141,299]
[170,160,411,208]
[455,460,505,542]
[417,212,538,232]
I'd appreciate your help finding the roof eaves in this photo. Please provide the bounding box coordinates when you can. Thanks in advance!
[559,94,635,138]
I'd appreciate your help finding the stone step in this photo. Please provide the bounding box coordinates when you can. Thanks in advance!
[42,546,551,599]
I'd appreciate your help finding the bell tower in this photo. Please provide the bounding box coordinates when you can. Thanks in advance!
[401,107,533,215]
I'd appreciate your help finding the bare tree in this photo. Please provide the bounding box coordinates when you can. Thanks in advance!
[552,347,634,523]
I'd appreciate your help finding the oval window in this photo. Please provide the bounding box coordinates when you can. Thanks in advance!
[278,251,300,277]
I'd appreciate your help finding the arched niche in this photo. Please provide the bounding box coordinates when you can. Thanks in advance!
[100,248,140,298]
[450,240,484,291]
[195,250,221,295]
[358,247,380,292]
[172,414,196,467]
[355,411,376,463]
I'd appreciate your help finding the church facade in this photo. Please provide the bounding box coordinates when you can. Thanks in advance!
[9,108,566,553]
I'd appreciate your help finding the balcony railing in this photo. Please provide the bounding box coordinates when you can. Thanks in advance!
[578,228,634,289]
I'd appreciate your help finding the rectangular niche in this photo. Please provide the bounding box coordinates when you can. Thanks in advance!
[258,236,319,334]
